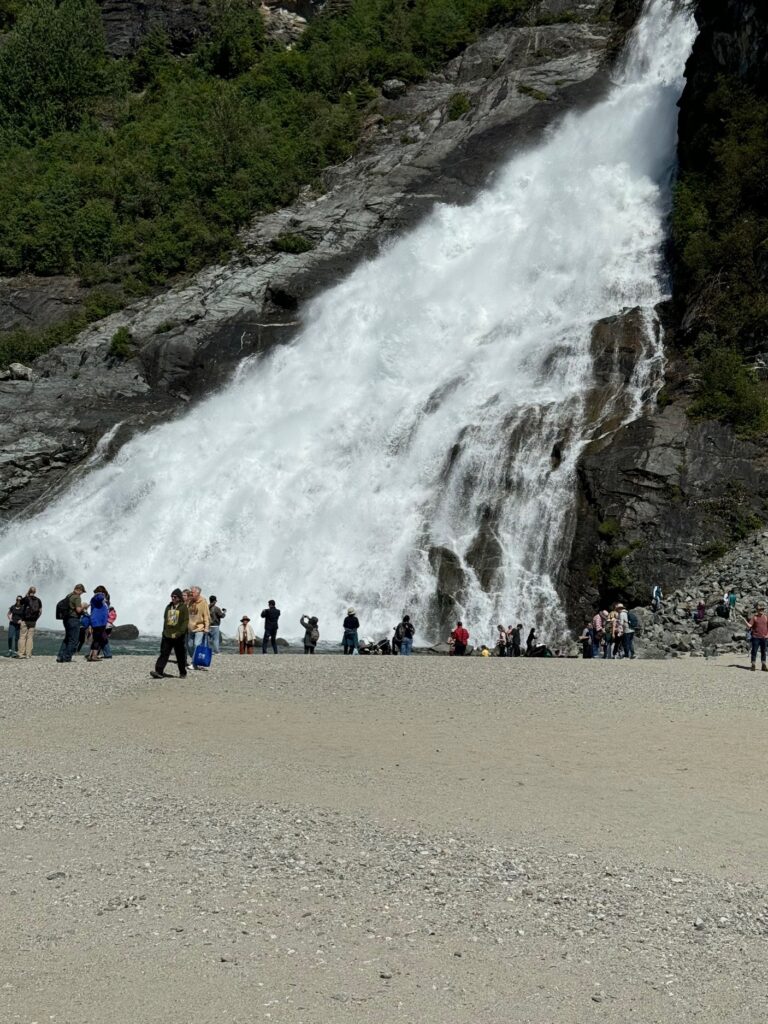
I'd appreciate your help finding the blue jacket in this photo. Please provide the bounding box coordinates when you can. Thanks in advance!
[89,592,109,628]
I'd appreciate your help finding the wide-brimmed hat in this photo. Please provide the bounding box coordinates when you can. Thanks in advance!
[616,603,624,609]
[241,615,251,622]
[347,607,355,615]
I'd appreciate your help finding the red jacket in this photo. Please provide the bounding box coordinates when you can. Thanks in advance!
[451,627,469,645]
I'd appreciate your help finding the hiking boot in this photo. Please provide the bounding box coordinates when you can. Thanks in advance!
[149,670,163,679]
[179,672,188,678]
[751,663,756,671]
[762,664,768,672]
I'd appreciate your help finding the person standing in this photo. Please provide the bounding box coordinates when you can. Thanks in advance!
[619,604,636,659]
[187,586,210,665]
[237,616,255,654]
[525,627,536,656]
[651,584,663,613]
[300,614,319,654]
[208,595,226,654]
[747,602,768,672]
[398,615,415,656]
[613,604,627,659]
[580,621,593,659]
[728,589,738,620]
[150,589,189,679]
[260,599,281,654]
[508,623,522,657]
[56,584,86,663]
[450,621,469,657]
[495,624,507,657]
[87,589,110,662]
[6,595,23,657]
[18,587,42,659]
[342,608,359,655]
[591,610,605,659]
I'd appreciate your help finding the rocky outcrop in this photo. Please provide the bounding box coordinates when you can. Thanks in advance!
[0,1,639,521]
[98,0,212,56]
[564,0,768,628]
[0,276,88,334]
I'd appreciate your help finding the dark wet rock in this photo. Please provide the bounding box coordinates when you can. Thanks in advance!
[98,0,212,57]
[110,624,140,640]
[0,276,88,334]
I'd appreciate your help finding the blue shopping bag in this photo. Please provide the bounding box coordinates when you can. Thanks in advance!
[193,636,212,668]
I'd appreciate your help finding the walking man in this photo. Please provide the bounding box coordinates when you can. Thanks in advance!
[56,584,86,663]
[747,601,768,672]
[208,595,226,654]
[151,589,189,679]
[261,599,280,654]
[187,586,210,665]
[18,586,42,659]
[509,623,522,657]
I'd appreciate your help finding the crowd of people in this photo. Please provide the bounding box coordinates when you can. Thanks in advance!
[7,580,768,671]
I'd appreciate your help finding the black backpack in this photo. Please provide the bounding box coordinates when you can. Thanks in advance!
[628,610,639,630]
[55,596,70,620]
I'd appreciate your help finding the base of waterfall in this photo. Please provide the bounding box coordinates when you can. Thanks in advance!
[3,655,766,1023]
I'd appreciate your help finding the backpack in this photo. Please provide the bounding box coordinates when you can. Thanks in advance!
[628,610,639,631]
[604,618,613,639]
[395,623,405,640]
[55,596,70,620]
[309,626,319,644]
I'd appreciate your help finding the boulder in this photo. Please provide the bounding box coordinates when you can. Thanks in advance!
[382,78,407,100]
[8,363,34,381]
[110,624,139,640]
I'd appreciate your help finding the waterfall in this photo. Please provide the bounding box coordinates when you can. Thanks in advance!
[0,0,696,643]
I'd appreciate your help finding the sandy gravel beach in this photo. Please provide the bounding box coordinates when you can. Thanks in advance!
[1,654,767,1023]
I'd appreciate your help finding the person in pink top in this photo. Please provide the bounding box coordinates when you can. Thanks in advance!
[746,602,768,672]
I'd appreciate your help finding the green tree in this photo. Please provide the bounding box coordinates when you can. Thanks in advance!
[0,0,109,143]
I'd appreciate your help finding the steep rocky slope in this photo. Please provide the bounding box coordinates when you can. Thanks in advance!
[564,0,768,627]
[0,0,639,521]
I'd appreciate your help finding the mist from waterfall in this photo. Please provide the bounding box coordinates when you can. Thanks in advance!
[0,0,697,642]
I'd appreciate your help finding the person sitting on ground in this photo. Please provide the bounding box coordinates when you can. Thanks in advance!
[237,616,255,655]
[495,624,508,657]
[747,601,768,672]
[450,621,469,657]
[396,615,415,656]
[18,586,42,659]
[261,599,281,654]
[151,589,189,679]
[480,645,490,657]
[300,614,319,654]
[342,608,359,655]
[6,595,23,657]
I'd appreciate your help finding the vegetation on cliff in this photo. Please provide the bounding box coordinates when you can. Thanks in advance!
[673,75,768,434]
[0,0,530,366]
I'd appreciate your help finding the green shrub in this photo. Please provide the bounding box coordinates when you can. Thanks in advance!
[517,82,547,101]
[447,92,470,120]
[270,232,315,254]
[688,348,768,436]
[108,326,135,360]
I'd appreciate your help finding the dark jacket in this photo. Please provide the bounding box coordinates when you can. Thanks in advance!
[261,607,280,630]
[8,602,23,624]
[209,603,226,627]
[162,601,189,639]
[20,595,42,624]
[343,615,359,631]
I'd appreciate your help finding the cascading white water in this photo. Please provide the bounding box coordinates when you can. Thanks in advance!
[0,0,696,642]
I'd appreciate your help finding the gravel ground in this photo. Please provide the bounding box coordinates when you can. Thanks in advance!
[1,654,767,1023]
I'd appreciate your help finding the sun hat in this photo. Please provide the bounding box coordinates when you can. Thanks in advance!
[347,607,355,615]
[241,615,251,622]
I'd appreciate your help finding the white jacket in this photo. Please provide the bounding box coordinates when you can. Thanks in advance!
[237,623,255,643]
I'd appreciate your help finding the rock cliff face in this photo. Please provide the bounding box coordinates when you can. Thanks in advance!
[564,0,768,626]
[0,0,639,521]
